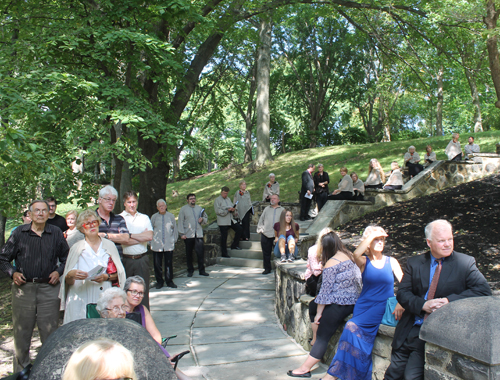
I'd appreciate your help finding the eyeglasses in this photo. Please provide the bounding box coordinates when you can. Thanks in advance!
[83,220,100,229]
[96,378,133,380]
[127,290,144,297]
[101,197,117,203]
[105,305,129,313]
[32,209,48,214]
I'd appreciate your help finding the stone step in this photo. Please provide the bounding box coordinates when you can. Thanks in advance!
[239,240,261,250]
[227,249,262,260]
[216,257,264,268]
[250,232,260,241]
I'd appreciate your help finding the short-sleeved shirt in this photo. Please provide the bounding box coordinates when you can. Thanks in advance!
[47,214,69,232]
[273,222,300,239]
[97,209,129,256]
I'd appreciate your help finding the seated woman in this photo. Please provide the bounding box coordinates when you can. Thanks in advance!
[445,132,462,161]
[97,287,191,380]
[273,209,300,263]
[64,210,84,248]
[328,167,354,200]
[351,172,365,201]
[320,226,404,380]
[60,209,126,324]
[262,173,280,202]
[287,230,362,378]
[423,145,436,166]
[404,146,424,178]
[383,161,404,190]
[364,159,385,189]
[62,339,137,380]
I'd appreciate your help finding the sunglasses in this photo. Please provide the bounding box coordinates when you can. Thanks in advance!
[83,220,100,229]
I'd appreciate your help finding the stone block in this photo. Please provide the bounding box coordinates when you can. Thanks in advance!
[372,335,392,359]
[446,354,489,380]
[424,366,461,380]
[372,355,391,380]
[426,343,451,368]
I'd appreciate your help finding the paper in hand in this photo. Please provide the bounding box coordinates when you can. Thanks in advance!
[88,265,107,281]
[304,193,313,199]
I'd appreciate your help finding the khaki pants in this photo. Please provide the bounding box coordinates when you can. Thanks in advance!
[12,282,61,372]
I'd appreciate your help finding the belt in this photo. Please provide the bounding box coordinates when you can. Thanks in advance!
[24,278,51,283]
[122,253,148,260]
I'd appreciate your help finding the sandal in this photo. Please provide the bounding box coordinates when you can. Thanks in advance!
[161,335,177,348]
[171,350,190,371]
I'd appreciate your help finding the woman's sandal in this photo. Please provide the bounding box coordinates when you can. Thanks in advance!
[171,350,190,370]
[161,335,177,348]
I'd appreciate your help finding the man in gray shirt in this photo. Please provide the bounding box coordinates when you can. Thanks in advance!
[214,186,243,258]
[257,194,284,275]
[178,193,209,277]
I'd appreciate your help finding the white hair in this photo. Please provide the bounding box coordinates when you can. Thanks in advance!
[96,288,127,316]
[156,199,166,207]
[99,185,118,199]
[408,146,415,151]
[425,219,453,241]
[269,173,275,178]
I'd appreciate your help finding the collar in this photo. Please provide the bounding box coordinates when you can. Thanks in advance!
[22,222,52,234]
[96,208,115,219]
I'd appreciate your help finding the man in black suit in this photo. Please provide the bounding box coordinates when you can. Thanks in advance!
[299,163,315,221]
[384,219,491,380]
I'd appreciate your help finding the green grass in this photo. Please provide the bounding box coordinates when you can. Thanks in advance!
[4,131,500,238]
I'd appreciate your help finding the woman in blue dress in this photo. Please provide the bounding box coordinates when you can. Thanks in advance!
[320,226,404,380]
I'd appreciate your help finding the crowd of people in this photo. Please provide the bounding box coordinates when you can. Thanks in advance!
[0,131,488,378]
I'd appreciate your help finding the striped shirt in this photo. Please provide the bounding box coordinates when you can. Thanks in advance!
[96,209,129,256]
[0,223,69,279]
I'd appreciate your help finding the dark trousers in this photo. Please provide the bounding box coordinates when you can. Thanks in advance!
[219,221,243,256]
[122,255,150,309]
[384,185,402,191]
[153,250,174,286]
[384,325,425,380]
[451,153,462,162]
[184,237,205,274]
[260,234,274,272]
[310,303,354,360]
[327,191,353,201]
[353,190,364,200]
[241,210,252,240]
[406,162,424,177]
[365,183,383,189]
[300,193,312,219]
[316,192,328,212]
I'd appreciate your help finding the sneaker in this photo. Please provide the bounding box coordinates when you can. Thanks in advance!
[288,258,294,263]
[280,257,286,263]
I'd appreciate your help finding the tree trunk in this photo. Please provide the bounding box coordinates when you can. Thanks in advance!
[244,64,257,163]
[110,122,124,213]
[0,213,6,248]
[484,0,500,108]
[436,66,444,136]
[255,16,273,166]
[464,69,483,132]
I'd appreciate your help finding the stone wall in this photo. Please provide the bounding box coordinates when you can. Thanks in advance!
[274,260,395,379]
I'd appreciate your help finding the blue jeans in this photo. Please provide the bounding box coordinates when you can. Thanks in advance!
[273,235,299,259]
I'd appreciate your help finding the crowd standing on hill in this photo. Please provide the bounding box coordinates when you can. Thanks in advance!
[0,131,488,377]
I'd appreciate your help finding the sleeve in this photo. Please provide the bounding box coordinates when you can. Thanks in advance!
[338,177,348,191]
[177,209,185,235]
[118,217,129,234]
[396,260,426,317]
[200,208,208,225]
[358,181,365,193]
[445,141,452,155]
[173,216,179,242]
[404,152,410,162]
[262,185,268,201]
[314,268,336,305]
[446,257,492,302]
[145,216,153,231]
[273,223,279,233]
[474,144,480,153]
[313,173,319,188]
[256,209,266,234]
[275,182,280,195]
[414,152,420,162]
[324,172,330,184]
[0,232,18,277]
[214,198,229,217]
[385,173,393,186]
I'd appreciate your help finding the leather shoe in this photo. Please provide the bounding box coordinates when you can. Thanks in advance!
[166,282,178,288]
[199,272,209,276]
[222,254,231,258]
[262,270,271,275]
[187,271,193,277]
[232,246,242,250]
[155,283,163,289]
[287,370,311,378]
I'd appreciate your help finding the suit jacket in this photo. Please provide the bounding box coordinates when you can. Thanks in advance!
[301,170,314,195]
[393,250,491,349]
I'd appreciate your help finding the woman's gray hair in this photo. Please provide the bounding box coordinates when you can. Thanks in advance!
[424,219,453,241]
[123,276,146,292]
[408,145,415,151]
[76,209,102,233]
[99,185,118,199]
[96,288,127,316]
[156,199,167,207]
[269,173,275,178]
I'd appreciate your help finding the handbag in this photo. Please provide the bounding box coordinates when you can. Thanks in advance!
[305,273,321,297]
[381,296,398,327]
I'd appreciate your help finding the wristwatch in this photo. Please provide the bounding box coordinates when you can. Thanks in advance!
[104,233,109,239]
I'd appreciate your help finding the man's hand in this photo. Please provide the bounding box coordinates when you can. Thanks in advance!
[181,235,187,240]
[422,298,449,314]
[306,190,311,195]
[228,207,235,212]
[48,271,60,285]
[13,272,26,286]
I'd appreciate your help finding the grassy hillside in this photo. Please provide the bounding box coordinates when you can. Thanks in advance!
[5,131,500,236]
[166,131,500,222]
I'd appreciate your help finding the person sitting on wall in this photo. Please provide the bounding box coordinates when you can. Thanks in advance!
[273,209,300,263]
[404,146,424,178]
[464,136,480,160]
[384,162,404,190]
[364,159,385,189]
[445,132,462,161]
[423,145,436,167]
[328,167,354,200]
[262,173,280,202]
[351,172,365,201]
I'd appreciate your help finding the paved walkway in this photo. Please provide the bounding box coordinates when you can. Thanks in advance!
[150,265,326,379]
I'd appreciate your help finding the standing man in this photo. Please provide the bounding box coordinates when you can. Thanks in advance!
[119,191,153,308]
[257,194,284,275]
[384,219,491,380]
[45,196,69,232]
[150,199,178,289]
[300,164,315,221]
[464,136,480,160]
[214,186,243,258]
[0,200,69,372]
[96,185,130,257]
[178,193,209,277]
